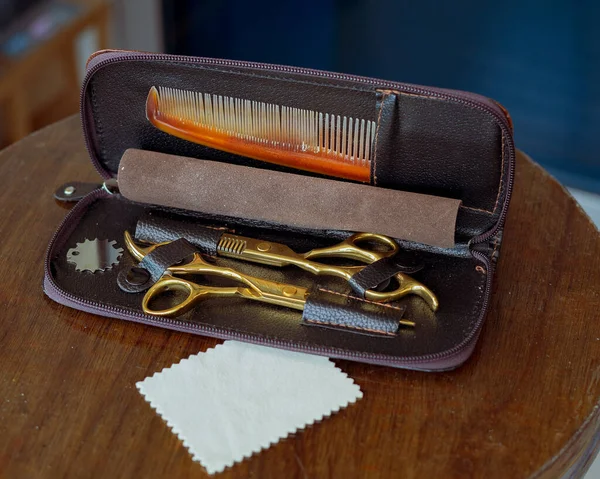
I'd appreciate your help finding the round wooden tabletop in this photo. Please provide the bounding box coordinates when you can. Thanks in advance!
[1,116,599,479]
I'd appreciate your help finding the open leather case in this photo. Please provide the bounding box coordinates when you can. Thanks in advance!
[44,50,515,371]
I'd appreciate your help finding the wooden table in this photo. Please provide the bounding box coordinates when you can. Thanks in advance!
[1,116,599,479]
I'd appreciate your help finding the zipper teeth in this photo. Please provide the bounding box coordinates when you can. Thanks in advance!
[86,51,512,126]
[44,188,491,367]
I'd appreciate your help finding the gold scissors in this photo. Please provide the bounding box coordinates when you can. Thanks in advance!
[124,232,416,326]
[124,230,438,310]
[213,231,437,309]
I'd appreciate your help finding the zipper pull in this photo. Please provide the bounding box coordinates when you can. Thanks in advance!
[54,181,103,203]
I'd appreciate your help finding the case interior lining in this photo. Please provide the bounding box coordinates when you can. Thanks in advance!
[84,60,506,238]
[49,195,488,359]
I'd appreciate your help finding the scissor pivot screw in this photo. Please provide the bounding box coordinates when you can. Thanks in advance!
[282,286,297,297]
[64,186,75,196]
[257,242,271,252]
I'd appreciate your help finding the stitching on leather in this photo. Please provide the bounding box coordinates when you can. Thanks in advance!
[461,205,494,214]
[90,79,106,160]
[374,88,505,216]
[394,90,441,101]
[317,287,405,312]
[304,317,396,336]
[372,91,389,186]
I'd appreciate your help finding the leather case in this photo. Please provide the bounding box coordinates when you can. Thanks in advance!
[44,49,515,370]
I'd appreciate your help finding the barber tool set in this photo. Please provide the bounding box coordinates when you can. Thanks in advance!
[44,50,514,370]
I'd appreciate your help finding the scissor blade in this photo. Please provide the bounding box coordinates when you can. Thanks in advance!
[236,285,307,311]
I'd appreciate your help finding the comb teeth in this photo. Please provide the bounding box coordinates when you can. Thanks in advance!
[154,86,376,166]
[217,236,247,255]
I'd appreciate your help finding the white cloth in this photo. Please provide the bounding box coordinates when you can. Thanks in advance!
[137,340,363,474]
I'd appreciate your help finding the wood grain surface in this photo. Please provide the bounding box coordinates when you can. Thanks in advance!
[0,116,599,479]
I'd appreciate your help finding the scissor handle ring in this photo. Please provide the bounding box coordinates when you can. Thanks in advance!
[142,276,199,317]
[345,233,399,261]
[364,272,439,311]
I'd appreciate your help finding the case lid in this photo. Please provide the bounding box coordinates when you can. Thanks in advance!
[81,50,515,244]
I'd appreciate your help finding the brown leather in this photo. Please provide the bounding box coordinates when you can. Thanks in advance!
[138,238,197,282]
[118,149,461,249]
[348,256,423,298]
[53,182,101,202]
[372,89,504,216]
[135,209,227,257]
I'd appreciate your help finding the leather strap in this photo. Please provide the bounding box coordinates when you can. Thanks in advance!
[117,238,197,293]
[372,90,399,186]
[302,288,408,336]
[53,182,101,202]
[136,211,224,256]
[140,238,197,282]
[348,257,423,298]
[117,263,152,293]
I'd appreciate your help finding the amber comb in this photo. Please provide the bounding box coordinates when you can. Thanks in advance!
[146,86,376,182]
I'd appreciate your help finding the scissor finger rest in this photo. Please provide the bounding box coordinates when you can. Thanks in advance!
[302,232,399,263]
[364,273,439,311]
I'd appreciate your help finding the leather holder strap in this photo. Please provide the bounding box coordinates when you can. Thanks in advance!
[119,148,461,249]
[372,90,399,186]
[140,238,197,282]
[302,288,408,337]
[348,257,423,298]
[135,211,225,257]
[117,262,152,293]
[117,238,197,293]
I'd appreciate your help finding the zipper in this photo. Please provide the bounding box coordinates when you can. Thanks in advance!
[79,50,515,247]
[44,186,491,370]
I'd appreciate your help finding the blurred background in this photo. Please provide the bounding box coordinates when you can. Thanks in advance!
[0,0,599,224]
